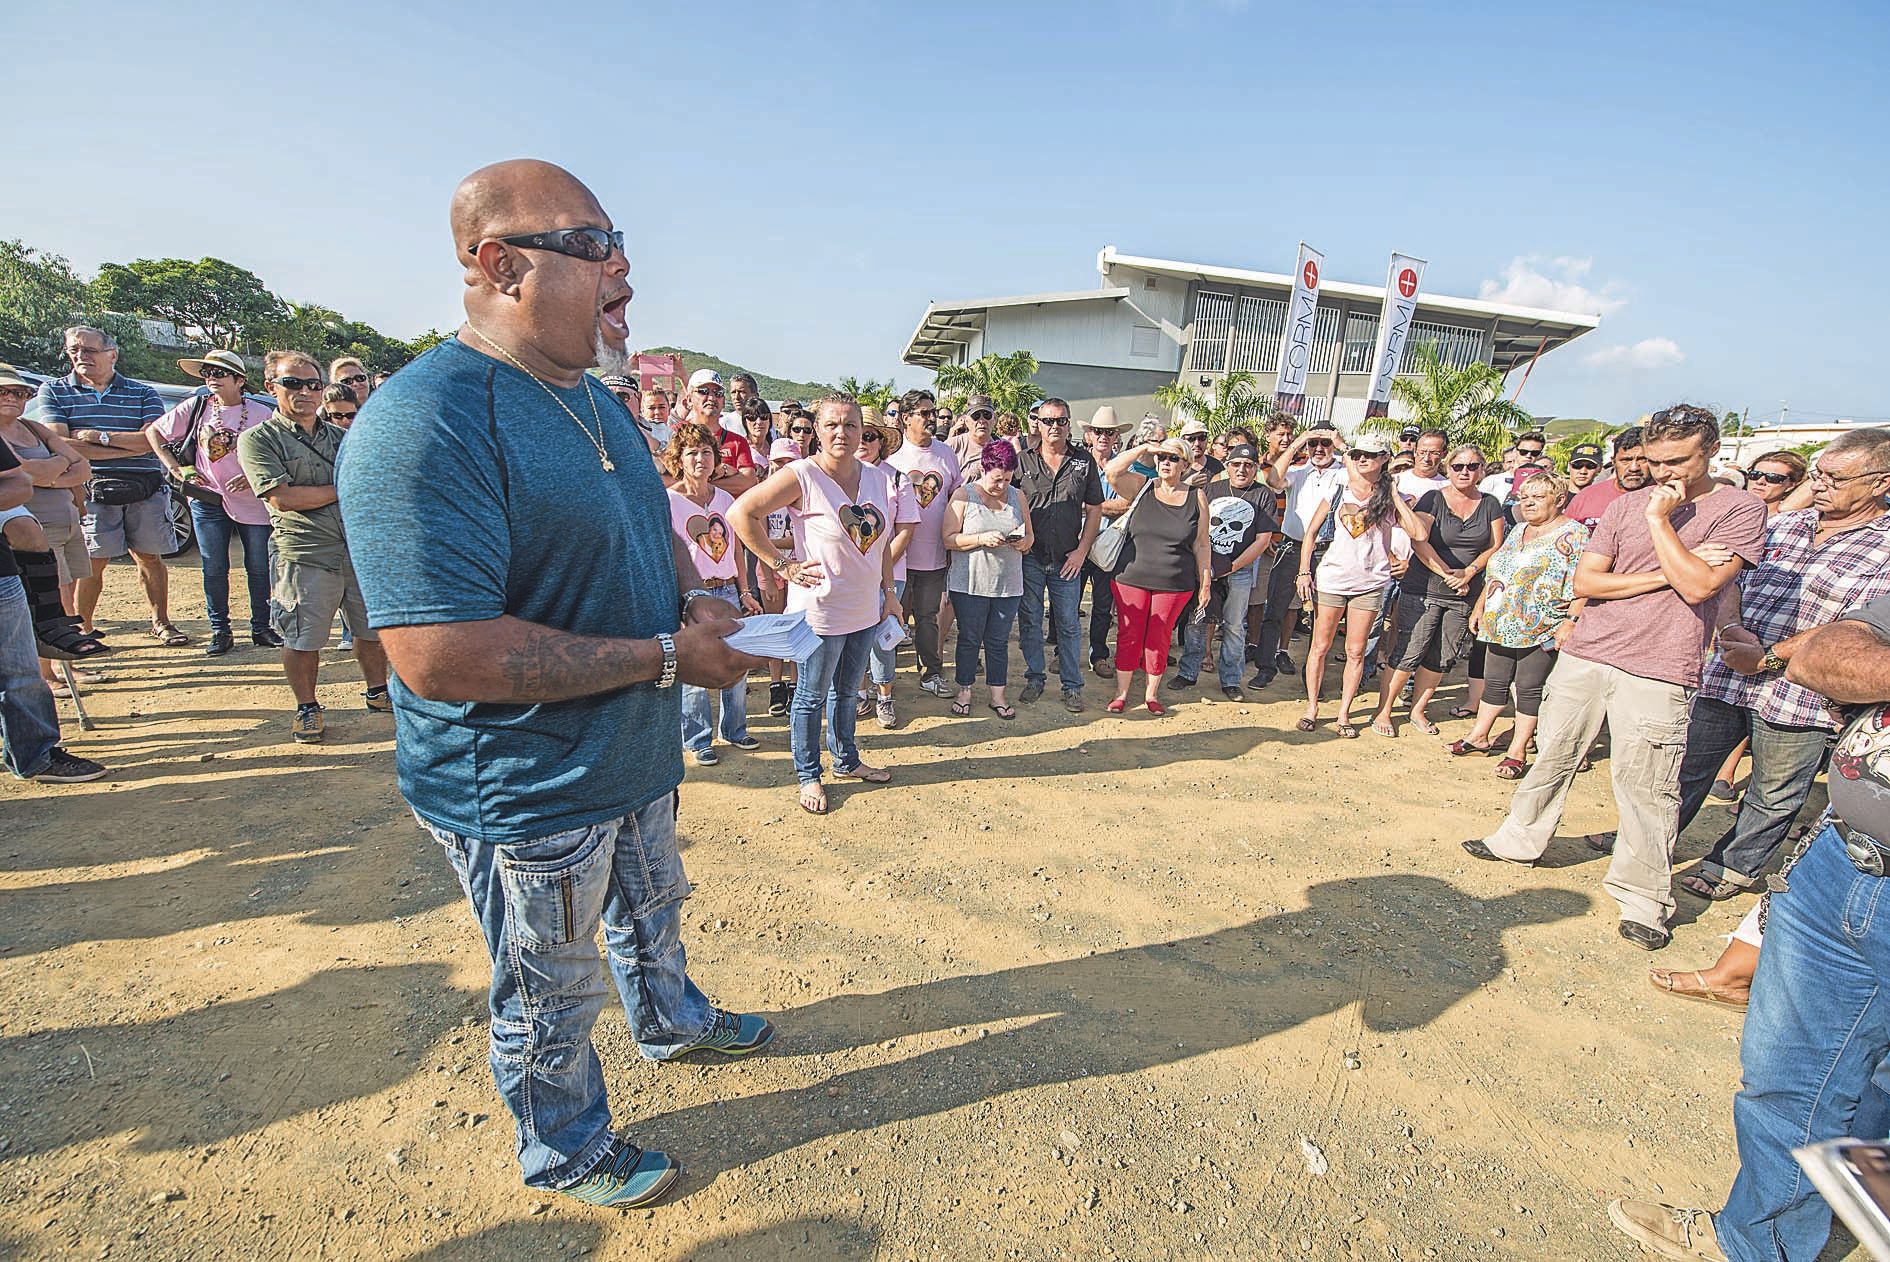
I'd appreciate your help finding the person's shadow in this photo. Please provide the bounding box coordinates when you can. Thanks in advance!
[628,876,1589,1186]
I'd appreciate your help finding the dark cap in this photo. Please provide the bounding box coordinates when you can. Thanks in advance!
[1569,442,1604,465]
[1399,425,1421,440]
[965,394,996,416]
[1226,443,1259,463]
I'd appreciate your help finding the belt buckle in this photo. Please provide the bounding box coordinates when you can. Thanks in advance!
[1846,830,1886,877]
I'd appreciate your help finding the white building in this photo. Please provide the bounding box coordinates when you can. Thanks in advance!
[903,246,1600,426]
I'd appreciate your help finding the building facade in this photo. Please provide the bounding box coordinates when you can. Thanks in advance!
[904,246,1600,429]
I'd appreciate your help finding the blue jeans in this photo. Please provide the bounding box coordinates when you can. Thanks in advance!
[190,499,273,635]
[953,591,1020,688]
[1676,695,1832,887]
[868,578,906,688]
[791,625,874,783]
[1720,823,1890,1260]
[423,794,714,1190]
[680,582,751,752]
[0,576,60,778]
[1020,554,1084,693]
[1179,561,1260,688]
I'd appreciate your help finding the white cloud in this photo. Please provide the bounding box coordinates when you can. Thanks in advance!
[1478,256,1628,317]
[1582,337,1685,370]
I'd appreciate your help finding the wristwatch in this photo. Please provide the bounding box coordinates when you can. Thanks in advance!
[655,632,677,689]
[679,587,715,616]
[1760,644,1785,674]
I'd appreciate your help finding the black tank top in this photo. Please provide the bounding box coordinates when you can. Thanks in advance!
[1116,486,1202,593]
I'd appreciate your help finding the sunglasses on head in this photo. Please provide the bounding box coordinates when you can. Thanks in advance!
[272,375,324,392]
[1449,461,1483,471]
[472,225,624,263]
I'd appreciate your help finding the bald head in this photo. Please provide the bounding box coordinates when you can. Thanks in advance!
[450,159,603,258]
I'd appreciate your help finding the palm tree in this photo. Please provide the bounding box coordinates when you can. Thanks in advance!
[933,350,1043,419]
[836,375,897,410]
[1548,424,1625,470]
[1360,342,1534,454]
[1154,370,1273,437]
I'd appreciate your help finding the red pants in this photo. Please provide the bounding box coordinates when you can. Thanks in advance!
[1112,581,1192,677]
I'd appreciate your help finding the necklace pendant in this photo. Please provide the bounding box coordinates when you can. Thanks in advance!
[601,454,616,472]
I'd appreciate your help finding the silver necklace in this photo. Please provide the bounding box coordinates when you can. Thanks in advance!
[464,325,615,471]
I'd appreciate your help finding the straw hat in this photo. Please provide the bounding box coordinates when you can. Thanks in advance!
[177,349,248,380]
[862,416,904,458]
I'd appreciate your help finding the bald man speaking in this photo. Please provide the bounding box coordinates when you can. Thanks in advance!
[339,160,770,1209]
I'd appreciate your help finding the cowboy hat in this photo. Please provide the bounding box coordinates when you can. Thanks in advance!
[1085,405,1129,432]
[177,349,249,380]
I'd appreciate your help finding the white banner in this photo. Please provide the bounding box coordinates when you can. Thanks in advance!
[1272,242,1323,415]
[1363,253,1427,419]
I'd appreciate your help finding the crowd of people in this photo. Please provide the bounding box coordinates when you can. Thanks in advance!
[5,159,1890,1260]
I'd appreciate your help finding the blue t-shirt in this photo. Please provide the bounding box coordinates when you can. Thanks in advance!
[337,338,681,842]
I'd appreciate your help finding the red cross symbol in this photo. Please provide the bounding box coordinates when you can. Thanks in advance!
[1303,259,1319,290]
[1397,268,1418,298]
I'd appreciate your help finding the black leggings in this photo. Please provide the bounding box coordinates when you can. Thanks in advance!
[1480,643,1554,717]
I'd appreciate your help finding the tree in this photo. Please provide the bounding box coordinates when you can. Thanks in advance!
[1722,410,1756,437]
[0,239,158,376]
[90,257,286,352]
[933,351,1043,419]
[405,328,452,359]
[1154,370,1273,437]
[836,375,897,410]
[1548,424,1625,471]
[1359,342,1534,454]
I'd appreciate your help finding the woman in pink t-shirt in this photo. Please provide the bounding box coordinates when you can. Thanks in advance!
[144,351,277,655]
[731,397,905,815]
[667,423,761,766]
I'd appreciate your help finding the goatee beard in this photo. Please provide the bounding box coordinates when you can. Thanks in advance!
[592,331,629,376]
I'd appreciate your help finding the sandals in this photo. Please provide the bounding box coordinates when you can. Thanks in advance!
[1447,739,1495,757]
[1371,719,1397,738]
[1144,700,1166,716]
[798,782,828,815]
[950,691,973,718]
[1648,968,1749,1012]
[989,703,1016,720]
[149,621,190,647]
[1106,698,1127,714]
[1495,757,1527,780]
[36,622,112,661]
[1335,723,1359,739]
[1413,717,1440,737]
[1677,872,1746,901]
[1447,705,1476,719]
[1295,717,1317,733]
[833,763,892,784]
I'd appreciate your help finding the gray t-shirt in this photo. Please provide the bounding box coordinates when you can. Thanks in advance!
[1829,595,1890,842]
[947,486,1026,598]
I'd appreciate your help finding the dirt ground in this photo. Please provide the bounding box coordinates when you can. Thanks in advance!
[0,557,1854,1260]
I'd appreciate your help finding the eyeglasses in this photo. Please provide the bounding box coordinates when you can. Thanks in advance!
[338,373,369,386]
[1448,461,1483,472]
[471,226,624,263]
[1348,450,1387,461]
[326,409,359,422]
[1749,470,1796,485]
[1810,465,1890,487]
[271,375,325,392]
[200,366,235,380]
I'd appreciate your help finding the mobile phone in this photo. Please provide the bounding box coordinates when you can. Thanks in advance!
[1796,1139,1890,1258]
[1004,528,1026,542]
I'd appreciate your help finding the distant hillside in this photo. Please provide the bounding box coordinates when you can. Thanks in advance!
[638,346,831,402]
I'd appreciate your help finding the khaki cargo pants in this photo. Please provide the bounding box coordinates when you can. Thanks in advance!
[1482,653,1690,930]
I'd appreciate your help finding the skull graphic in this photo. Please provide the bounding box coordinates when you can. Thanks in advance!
[1207,495,1255,556]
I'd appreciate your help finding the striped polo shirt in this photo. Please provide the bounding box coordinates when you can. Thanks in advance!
[32,372,166,471]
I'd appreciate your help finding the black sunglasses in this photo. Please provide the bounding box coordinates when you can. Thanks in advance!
[1449,461,1483,471]
[1348,449,1386,460]
[789,425,815,435]
[471,226,624,263]
[1750,470,1796,485]
[1153,453,1183,463]
[1517,448,1545,458]
[272,375,324,392]
[970,410,993,420]
[200,366,236,380]
[1040,417,1070,426]
[326,409,359,421]
[338,373,369,386]
[861,431,883,442]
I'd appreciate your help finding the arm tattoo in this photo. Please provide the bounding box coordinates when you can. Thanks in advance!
[496,630,655,702]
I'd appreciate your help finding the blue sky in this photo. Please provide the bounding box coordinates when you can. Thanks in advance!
[6,0,1885,425]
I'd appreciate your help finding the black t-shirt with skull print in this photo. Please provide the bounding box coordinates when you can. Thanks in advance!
[1202,478,1278,578]
[1830,595,1890,842]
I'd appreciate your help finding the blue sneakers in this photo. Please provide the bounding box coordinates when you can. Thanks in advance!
[559,1144,681,1209]
[664,1009,775,1060]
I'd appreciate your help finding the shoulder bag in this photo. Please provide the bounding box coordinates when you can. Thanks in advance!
[1088,478,1154,575]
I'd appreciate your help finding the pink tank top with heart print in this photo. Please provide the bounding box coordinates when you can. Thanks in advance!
[787,457,895,635]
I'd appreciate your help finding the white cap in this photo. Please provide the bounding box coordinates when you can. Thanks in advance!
[687,368,722,390]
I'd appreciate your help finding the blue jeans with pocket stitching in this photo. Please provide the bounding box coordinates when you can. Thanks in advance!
[424,793,712,1189]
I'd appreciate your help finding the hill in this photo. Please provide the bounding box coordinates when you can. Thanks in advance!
[638,346,832,402]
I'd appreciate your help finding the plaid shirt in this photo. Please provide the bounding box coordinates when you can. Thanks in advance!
[1701,509,1890,729]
